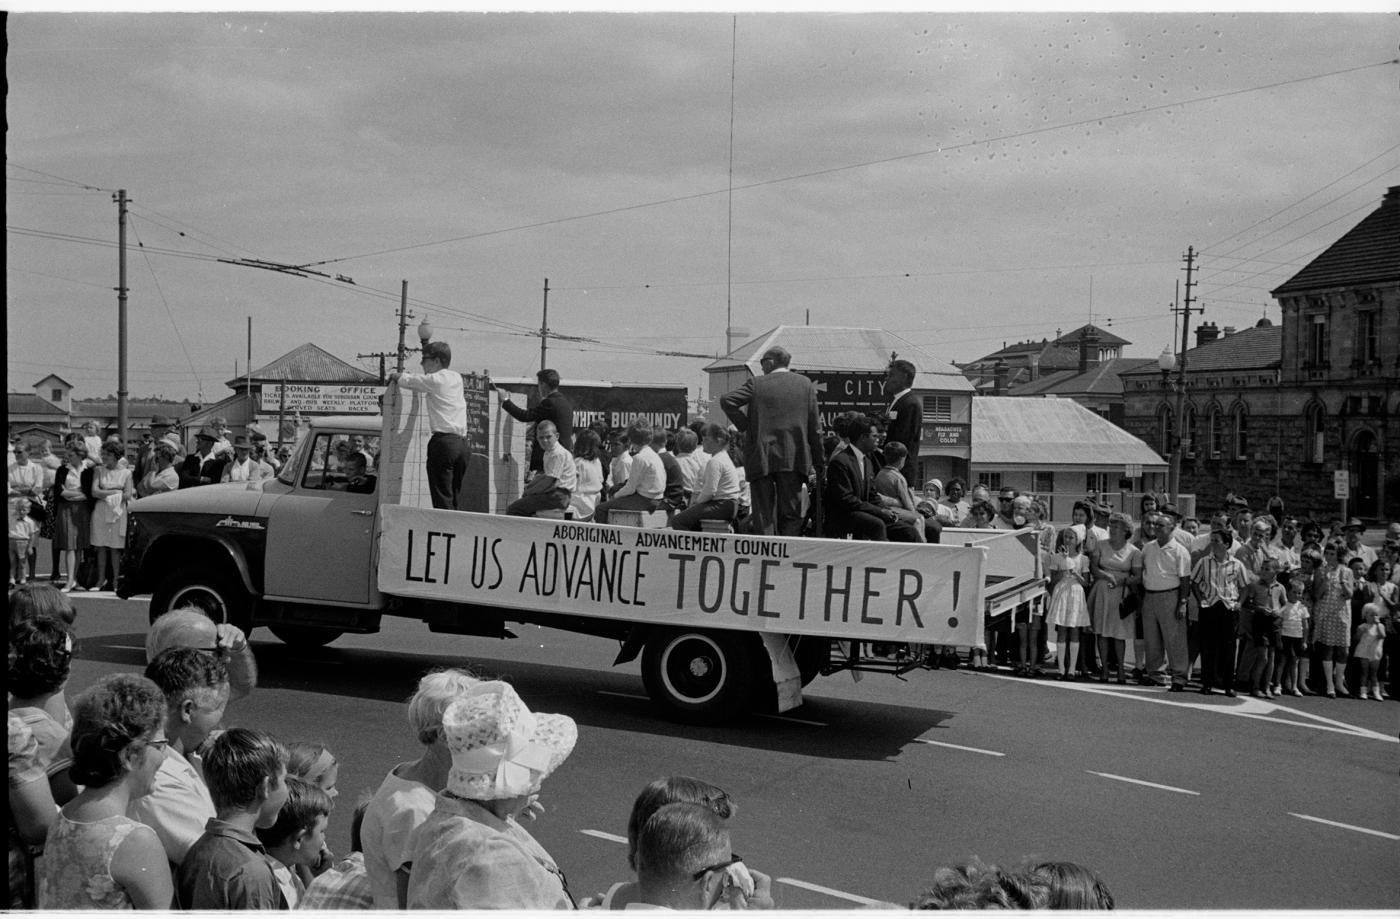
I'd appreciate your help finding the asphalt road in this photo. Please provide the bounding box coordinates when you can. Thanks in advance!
[61,593,1398,910]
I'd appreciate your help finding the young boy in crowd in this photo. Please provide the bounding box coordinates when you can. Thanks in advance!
[300,798,374,910]
[176,728,290,909]
[9,497,40,587]
[1244,558,1287,698]
[1277,578,1311,696]
[257,777,335,908]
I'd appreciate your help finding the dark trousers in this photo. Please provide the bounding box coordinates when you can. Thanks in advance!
[506,488,571,517]
[594,493,661,524]
[825,511,886,541]
[426,433,468,511]
[924,518,943,544]
[749,471,807,537]
[671,499,739,531]
[1198,601,1238,690]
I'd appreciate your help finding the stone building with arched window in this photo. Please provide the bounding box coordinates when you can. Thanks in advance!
[1119,185,1399,522]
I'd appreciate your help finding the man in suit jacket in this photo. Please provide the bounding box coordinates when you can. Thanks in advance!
[883,359,922,488]
[822,413,904,541]
[178,426,228,488]
[720,346,825,536]
[498,368,574,474]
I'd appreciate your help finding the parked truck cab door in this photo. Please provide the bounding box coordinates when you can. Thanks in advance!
[264,431,380,605]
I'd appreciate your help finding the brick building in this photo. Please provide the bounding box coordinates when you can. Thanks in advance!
[1119,185,1399,522]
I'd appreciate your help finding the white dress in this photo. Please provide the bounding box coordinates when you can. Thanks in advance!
[88,466,131,549]
[569,457,604,520]
[1048,553,1091,628]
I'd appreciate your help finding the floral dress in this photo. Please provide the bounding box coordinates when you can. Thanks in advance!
[1048,553,1091,629]
[9,714,45,910]
[1312,564,1355,648]
[38,813,146,909]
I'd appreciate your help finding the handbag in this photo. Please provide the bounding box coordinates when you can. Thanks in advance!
[1119,590,1140,619]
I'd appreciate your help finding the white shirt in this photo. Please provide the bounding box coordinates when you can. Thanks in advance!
[1141,538,1192,591]
[693,449,741,505]
[8,461,44,498]
[609,451,634,491]
[540,441,578,492]
[397,369,467,436]
[616,446,666,500]
[127,746,216,865]
[221,456,262,483]
[676,451,707,493]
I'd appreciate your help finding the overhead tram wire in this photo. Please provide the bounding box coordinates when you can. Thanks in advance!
[293,58,1398,270]
[130,221,206,399]
[6,162,115,192]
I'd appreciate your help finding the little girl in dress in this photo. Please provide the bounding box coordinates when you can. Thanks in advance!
[1352,602,1387,700]
[1047,527,1091,680]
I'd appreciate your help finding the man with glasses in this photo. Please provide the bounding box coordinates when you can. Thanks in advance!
[632,803,769,910]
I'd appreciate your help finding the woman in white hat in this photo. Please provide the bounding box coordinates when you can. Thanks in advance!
[405,681,577,910]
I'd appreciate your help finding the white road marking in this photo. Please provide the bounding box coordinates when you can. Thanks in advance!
[580,829,628,844]
[596,691,649,701]
[914,738,1006,757]
[1288,813,1400,841]
[775,877,889,907]
[980,671,1397,743]
[757,713,827,727]
[109,644,146,651]
[1088,771,1199,796]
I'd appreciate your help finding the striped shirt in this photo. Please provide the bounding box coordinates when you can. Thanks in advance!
[1191,553,1250,611]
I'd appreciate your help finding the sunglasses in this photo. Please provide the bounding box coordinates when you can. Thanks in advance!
[693,853,742,882]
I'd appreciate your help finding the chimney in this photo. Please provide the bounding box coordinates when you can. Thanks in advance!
[1195,322,1220,347]
[1222,326,1237,337]
[1078,326,1100,374]
[993,360,1009,396]
[1028,351,1041,382]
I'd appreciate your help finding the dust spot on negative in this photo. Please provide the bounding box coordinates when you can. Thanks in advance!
[947,617,959,628]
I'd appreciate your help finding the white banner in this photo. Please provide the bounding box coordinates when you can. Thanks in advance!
[259,384,383,414]
[379,506,985,644]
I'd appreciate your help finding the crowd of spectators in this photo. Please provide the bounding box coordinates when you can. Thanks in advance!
[10,585,1117,910]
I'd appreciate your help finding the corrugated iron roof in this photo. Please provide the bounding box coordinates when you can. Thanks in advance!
[1009,357,1158,397]
[1272,186,1400,296]
[968,322,1129,367]
[1120,325,1281,376]
[704,326,974,391]
[973,396,1165,467]
[228,342,378,387]
[31,374,74,389]
[7,393,66,416]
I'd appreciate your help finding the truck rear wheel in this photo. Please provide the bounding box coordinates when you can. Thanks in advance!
[149,566,251,634]
[268,625,343,648]
[640,629,758,724]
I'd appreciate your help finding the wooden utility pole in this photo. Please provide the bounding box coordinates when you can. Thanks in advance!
[247,316,254,422]
[540,278,549,372]
[395,280,411,374]
[115,189,129,452]
[1167,246,1203,505]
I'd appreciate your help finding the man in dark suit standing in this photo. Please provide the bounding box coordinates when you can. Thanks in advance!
[883,359,922,488]
[720,346,824,536]
[498,368,574,474]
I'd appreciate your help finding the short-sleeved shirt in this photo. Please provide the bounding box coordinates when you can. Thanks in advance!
[127,746,216,865]
[176,817,286,910]
[8,707,71,780]
[405,792,571,910]
[362,766,438,909]
[301,851,373,910]
[615,447,666,501]
[1141,539,1192,591]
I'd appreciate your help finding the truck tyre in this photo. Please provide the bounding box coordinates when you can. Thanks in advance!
[640,629,756,724]
[268,625,343,648]
[149,566,251,634]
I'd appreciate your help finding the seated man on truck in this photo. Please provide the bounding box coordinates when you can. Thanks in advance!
[595,422,666,525]
[506,421,576,517]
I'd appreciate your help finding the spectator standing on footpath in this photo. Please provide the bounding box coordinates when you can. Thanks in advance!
[882,359,922,489]
[498,368,575,475]
[179,427,228,489]
[389,341,468,511]
[130,648,229,867]
[1190,528,1250,696]
[1139,511,1193,691]
[133,415,175,485]
[720,346,824,537]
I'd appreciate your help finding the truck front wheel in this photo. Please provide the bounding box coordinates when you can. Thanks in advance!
[149,566,251,634]
[640,629,758,724]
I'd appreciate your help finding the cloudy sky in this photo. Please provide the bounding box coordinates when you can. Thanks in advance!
[7,10,1396,407]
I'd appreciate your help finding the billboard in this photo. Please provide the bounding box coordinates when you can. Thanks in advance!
[259,383,383,415]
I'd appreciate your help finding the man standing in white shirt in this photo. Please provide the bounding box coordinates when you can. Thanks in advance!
[505,421,576,517]
[1139,511,1193,691]
[221,436,263,484]
[594,423,666,524]
[389,342,468,511]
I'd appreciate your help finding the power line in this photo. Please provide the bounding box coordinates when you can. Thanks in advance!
[297,57,1398,268]
[6,162,114,192]
[130,222,207,399]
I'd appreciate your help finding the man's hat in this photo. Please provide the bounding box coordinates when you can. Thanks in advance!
[1159,502,1183,520]
[1344,517,1365,532]
[149,414,173,428]
[1093,501,1113,516]
[232,435,252,451]
[1228,495,1250,510]
[195,425,217,441]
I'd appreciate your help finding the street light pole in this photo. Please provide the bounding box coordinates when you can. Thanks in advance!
[1165,247,1200,506]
